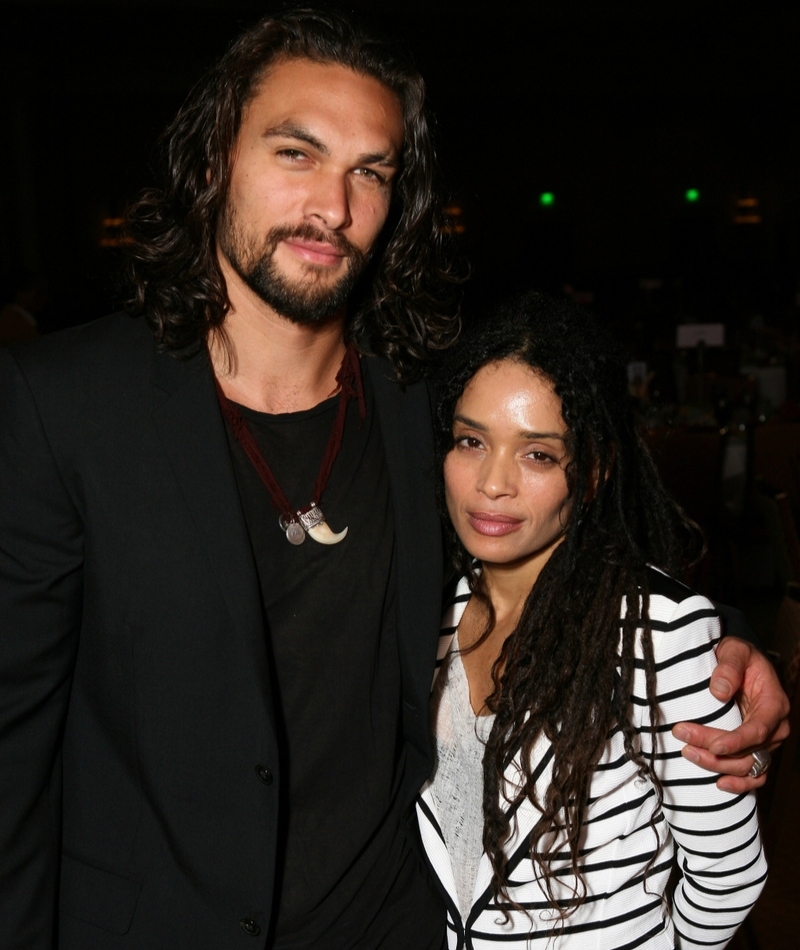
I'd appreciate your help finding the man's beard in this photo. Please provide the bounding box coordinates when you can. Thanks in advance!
[217,208,370,326]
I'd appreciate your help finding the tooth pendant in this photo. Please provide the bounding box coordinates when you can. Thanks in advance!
[307,521,348,544]
[278,503,348,546]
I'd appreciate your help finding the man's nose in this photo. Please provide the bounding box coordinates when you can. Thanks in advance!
[303,170,352,231]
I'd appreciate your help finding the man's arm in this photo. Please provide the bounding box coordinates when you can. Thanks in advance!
[674,636,791,793]
[0,347,84,948]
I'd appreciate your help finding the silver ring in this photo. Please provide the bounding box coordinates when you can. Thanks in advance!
[748,748,771,778]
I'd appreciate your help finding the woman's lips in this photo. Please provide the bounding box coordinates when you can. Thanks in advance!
[467,512,523,536]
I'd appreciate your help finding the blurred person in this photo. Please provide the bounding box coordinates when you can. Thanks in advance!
[420,293,767,947]
[0,8,787,950]
[0,267,41,345]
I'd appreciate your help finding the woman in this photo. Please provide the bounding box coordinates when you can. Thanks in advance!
[417,293,767,948]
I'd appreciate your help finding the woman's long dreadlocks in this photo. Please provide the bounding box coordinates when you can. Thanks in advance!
[433,292,704,922]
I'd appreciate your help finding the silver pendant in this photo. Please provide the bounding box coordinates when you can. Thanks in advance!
[298,504,325,532]
[278,504,348,546]
[279,515,306,545]
[286,523,306,545]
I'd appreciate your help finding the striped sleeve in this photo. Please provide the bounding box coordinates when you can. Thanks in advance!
[634,579,768,948]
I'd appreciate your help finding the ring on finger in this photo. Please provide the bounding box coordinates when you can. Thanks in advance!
[748,748,772,778]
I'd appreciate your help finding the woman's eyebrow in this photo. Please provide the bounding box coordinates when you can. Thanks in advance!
[519,430,567,441]
[454,414,566,441]
[453,413,487,431]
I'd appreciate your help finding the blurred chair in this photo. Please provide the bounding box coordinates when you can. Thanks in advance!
[646,425,731,597]
[753,481,800,589]
[753,422,800,519]
[646,425,727,530]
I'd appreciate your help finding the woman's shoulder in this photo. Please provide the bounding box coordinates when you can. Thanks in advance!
[641,566,721,663]
[646,566,716,622]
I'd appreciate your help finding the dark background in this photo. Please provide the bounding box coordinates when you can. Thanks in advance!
[1,0,799,341]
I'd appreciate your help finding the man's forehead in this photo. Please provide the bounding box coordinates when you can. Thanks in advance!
[240,57,405,153]
[247,56,403,120]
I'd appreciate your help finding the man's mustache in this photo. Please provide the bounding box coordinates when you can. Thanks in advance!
[265,222,364,263]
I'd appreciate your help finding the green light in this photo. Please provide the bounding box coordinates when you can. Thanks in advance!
[539,192,555,207]
[685,188,700,202]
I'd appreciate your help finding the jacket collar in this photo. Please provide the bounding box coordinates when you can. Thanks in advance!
[149,346,273,714]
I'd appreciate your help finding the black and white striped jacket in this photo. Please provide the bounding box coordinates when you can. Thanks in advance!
[417,568,767,949]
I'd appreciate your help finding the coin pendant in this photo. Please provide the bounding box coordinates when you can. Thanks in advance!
[286,522,306,545]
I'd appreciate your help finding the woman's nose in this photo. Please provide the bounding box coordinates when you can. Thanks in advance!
[477,452,516,498]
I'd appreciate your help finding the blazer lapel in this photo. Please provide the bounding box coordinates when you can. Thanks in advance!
[149,348,270,705]
[430,576,471,691]
[506,739,556,869]
[469,734,555,912]
[417,785,462,916]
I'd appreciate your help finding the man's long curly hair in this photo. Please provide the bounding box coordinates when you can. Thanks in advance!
[433,292,704,922]
[124,7,461,382]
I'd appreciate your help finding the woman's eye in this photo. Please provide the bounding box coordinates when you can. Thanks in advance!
[525,450,554,463]
[455,435,483,450]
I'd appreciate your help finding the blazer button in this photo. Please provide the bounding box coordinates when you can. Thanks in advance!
[255,764,273,785]
[239,917,261,936]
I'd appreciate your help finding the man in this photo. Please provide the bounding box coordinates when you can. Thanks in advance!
[0,9,788,949]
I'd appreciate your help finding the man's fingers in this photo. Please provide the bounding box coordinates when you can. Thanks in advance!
[708,719,770,756]
[716,773,769,794]
[681,744,756,776]
[674,716,789,757]
[709,665,738,701]
[772,718,791,744]
[672,722,729,750]
[710,638,751,700]
[708,716,790,755]
[707,719,789,755]
[675,719,788,757]
[678,637,790,792]
[680,746,772,793]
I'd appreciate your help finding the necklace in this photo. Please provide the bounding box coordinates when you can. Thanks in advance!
[214,343,365,546]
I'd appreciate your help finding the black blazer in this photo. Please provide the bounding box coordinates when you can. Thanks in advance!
[0,314,443,948]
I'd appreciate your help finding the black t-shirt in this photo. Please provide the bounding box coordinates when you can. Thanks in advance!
[224,373,444,949]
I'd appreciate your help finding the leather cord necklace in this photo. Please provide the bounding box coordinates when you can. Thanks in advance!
[214,343,365,546]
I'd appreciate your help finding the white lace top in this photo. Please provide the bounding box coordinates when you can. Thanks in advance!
[428,632,495,921]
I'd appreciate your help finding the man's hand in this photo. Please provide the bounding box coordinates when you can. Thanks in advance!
[673,636,790,793]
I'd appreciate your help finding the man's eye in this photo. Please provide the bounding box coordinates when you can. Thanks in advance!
[355,167,384,183]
